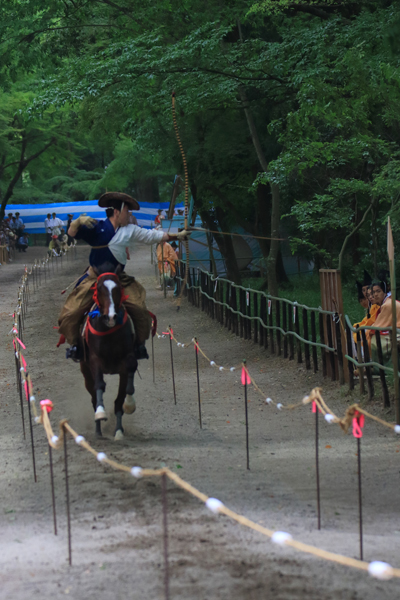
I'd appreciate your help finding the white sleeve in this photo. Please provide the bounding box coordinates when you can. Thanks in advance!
[128,225,165,245]
[107,225,165,265]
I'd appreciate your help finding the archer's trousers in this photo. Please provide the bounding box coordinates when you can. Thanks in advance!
[58,267,152,346]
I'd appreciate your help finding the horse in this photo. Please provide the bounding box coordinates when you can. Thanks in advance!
[80,266,138,440]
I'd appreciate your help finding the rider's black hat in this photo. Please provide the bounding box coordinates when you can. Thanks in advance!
[98,192,139,211]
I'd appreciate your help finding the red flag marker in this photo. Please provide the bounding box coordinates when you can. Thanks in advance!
[352,412,365,438]
[241,366,251,385]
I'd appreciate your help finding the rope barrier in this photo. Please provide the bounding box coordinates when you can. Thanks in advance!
[9,246,400,583]
[32,402,400,581]
[155,324,400,435]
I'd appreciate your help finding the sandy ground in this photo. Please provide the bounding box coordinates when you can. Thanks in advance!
[0,244,400,600]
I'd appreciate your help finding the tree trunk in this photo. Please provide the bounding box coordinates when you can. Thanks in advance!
[0,136,55,221]
[199,209,242,284]
[266,183,280,297]
[239,86,281,295]
[338,202,373,273]
[371,198,379,278]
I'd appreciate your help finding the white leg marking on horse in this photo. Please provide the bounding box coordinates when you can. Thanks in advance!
[123,394,136,414]
[95,405,107,421]
[103,280,117,319]
[114,429,124,441]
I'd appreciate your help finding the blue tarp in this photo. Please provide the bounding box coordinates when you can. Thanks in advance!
[6,200,181,234]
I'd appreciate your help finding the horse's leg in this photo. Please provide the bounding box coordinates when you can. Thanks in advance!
[122,353,137,415]
[114,373,128,441]
[80,362,102,437]
[91,361,107,422]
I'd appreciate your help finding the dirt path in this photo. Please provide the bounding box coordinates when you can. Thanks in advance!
[0,245,399,600]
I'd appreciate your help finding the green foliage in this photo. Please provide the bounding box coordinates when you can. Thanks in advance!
[1,0,400,287]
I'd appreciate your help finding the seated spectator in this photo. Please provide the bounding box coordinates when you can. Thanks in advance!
[58,228,68,252]
[353,270,378,342]
[17,233,29,252]
[48,234,61,257]
[366,279,400,373]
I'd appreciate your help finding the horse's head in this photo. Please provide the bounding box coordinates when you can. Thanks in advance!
[94,272,124,328]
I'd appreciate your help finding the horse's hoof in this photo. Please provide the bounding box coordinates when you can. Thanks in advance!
[123,394,136,415]
[114,429,124,441]
[95,406,107,421]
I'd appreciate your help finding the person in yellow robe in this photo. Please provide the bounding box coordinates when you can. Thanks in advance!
[353,292,380,342]
[353,273,379,342]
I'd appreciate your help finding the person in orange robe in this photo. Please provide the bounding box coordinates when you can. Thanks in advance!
[353,290,380,342]
[157,241,178,283]
[353,271,378,342]
[365,281,400,372]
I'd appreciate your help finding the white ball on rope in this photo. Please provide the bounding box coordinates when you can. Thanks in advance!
[302,395,310,404]
[276,403,283,410]
[210,361,216,367]
[206,497,224,514]
[325,414,335,424]
[394,425,400,434]
[97,452,107,462]
[230,367,236,372]
[131,466,143,478]
[29,396,35,403]
[51,435,59,444]
[219,366,224,371]
[75,435,85,445]
[265,397,272,404]
[271,531,293,546]
[368,561,394,580]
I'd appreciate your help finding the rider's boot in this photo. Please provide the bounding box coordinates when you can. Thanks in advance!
[135,343,149,360]
[66,342,83,362]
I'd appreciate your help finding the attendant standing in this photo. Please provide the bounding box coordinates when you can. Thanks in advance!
[44,213,52,246]
[14,212,24,237]
[67,214,74,246]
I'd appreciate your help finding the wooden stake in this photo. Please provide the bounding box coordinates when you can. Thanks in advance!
[194,338,202,429]
[63,426,72,565]
[162,473,170,600]
[388,218,399,423]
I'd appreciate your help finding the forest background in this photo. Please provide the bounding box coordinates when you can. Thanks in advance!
[1,0,400,310]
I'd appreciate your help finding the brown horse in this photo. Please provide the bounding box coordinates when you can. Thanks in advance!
[80,266,137,439]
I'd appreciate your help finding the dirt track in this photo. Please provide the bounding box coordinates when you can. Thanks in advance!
[0,244,399,600]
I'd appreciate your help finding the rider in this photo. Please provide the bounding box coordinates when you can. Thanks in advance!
[58,192,189,361]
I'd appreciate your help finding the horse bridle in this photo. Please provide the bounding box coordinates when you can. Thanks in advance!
[92,272,128,309]
[85,273,130,341]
